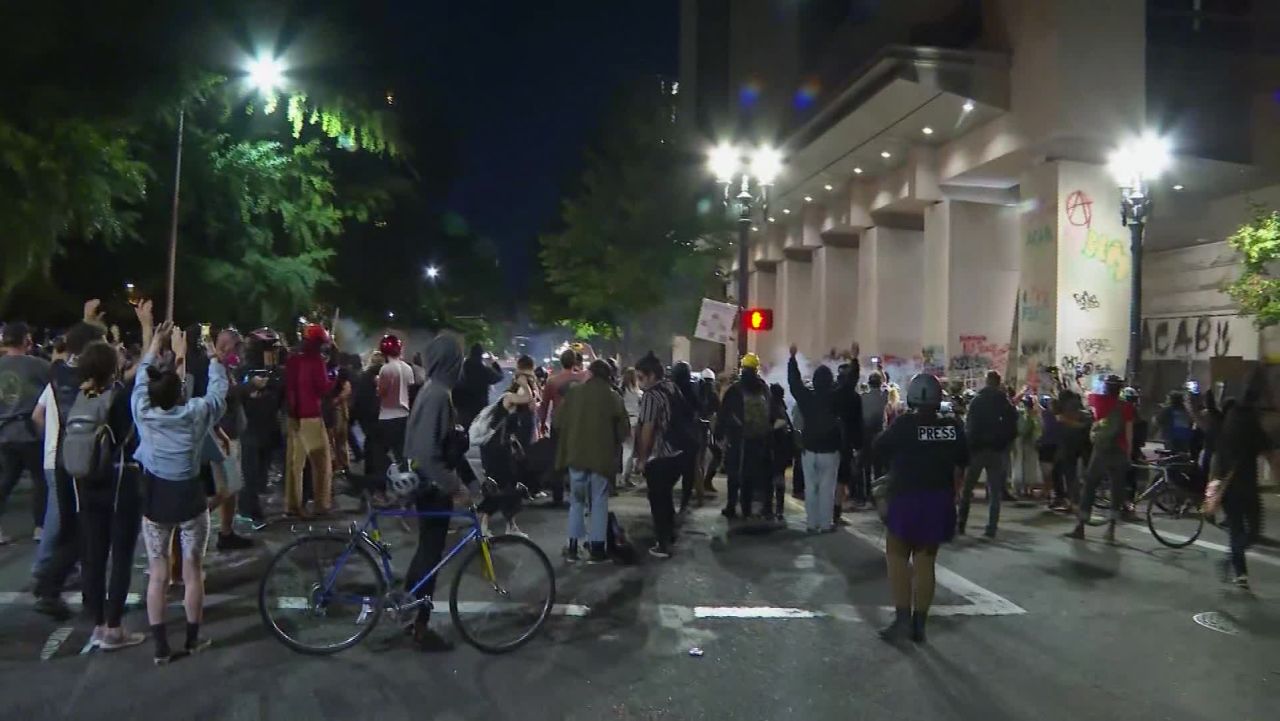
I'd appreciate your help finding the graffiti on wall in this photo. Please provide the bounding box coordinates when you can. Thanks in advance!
[1071,291,1099,311]
[1140,315,1245,360]
[921,344,945,375]
[1019,288,1053,324]
[1065,190,1093,227]
[1025,225,1053,247]
[949,334,1010,375]
[1081,229,1130,281]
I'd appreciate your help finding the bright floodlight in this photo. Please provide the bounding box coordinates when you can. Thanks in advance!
[424,265,440,280]
[1108,131,1171,190]
[750,146,783,186]
[708,143,740,184]
[247,55,285,94]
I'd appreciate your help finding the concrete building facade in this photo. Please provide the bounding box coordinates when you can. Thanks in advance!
[680,0,1280,393]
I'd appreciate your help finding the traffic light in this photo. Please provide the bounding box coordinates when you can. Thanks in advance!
[743,308,774,332]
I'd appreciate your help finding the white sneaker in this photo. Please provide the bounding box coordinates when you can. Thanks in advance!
[504,521,528,538]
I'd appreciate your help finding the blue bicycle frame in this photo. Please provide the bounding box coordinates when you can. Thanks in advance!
[320,506,486,607]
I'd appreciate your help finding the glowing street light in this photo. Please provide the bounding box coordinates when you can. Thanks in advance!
[165,52,287,322]
[1107,130,1171,386]
[424,265,440,280]
[706,141,783,360]
[246,55,286,95]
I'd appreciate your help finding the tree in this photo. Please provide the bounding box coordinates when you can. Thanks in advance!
[1224,204,1280,328]
[537,83,731,359]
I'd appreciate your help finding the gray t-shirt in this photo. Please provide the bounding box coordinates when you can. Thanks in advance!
[0,354,52,443]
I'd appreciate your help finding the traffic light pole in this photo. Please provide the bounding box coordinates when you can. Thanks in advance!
[736,210,751,361]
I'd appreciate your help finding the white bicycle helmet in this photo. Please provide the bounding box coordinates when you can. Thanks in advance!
[386,463,421,499]
[906,373,943,408]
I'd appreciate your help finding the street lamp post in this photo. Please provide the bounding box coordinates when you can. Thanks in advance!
[165,54,285,322]
[708,144,782,361]
[1108,132,1170,388]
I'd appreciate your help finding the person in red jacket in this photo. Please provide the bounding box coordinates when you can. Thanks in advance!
[284,324,334,517]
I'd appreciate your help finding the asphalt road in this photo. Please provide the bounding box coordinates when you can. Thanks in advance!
[0,477,1278,721]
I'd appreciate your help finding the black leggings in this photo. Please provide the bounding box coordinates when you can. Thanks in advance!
[407,492,454,620]
[79,470,142,627]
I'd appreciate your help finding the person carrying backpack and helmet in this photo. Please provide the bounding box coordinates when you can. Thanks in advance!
[1067,374,1135,543]
[874,373,967,643]
[716,352,778,519]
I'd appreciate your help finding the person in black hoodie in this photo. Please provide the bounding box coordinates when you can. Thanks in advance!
[454,343,504,429]
[768,383,795,521]
[958,370,1018,537]
[1211,376,1271,590]
[671,361,703,513]
[787,346,843,532]
[833,361,864,514]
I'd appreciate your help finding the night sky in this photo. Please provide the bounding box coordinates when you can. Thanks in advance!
[397,1,679,289]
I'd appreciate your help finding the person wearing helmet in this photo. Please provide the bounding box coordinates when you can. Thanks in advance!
[373,334,415,481]
[283,324,334,517]
[716,352,778,519]
[1067,374,1135,542]
[873,373,967,643]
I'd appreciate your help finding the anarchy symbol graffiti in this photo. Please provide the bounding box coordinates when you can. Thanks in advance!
[1065,190,1093,228]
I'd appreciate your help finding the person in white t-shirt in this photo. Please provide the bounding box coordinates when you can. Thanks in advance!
[376,334,415,473]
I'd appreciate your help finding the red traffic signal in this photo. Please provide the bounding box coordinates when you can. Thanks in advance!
[743,308,774,332]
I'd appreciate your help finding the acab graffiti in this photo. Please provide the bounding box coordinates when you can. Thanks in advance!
[1141,316,1233,360]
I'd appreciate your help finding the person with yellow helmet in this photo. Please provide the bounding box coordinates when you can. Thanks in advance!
[713,352,780,519]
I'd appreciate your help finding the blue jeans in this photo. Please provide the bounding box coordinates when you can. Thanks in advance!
[802,451,839,530]
[567,468,609,545]
[959,448,1009,533]
[31,469,58,575]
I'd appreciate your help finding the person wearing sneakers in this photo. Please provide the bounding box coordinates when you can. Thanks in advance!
[283,324,334,517]
[554,359,630,563]
[874,373,967,643]
[376,333,415,477]
[1067,374,1135,543]
[133,323,228,663]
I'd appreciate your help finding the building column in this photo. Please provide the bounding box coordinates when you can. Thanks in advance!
[858,226,924,363]
[812,242,858,358]
[775,250,813,363]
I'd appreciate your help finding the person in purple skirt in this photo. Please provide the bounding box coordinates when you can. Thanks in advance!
[873,373,968,643]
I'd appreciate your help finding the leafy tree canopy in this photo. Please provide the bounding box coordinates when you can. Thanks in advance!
[1225,204,1280,328]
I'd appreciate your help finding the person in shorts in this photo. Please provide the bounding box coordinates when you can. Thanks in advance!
[132,323,228,664]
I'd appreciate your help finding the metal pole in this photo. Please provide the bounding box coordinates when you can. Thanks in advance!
[165,108,185,323]
[1127,217,1144,387]
[736,214,751,360]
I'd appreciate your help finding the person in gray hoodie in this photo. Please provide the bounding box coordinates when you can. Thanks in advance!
[403,332,475,651]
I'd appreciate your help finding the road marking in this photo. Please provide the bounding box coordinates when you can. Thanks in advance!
[785,497,1026,617]
[40,626,72,661]
[1122,523,1280,569]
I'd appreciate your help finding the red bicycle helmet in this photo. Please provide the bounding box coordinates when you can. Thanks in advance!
[303,323,331,347]
[379,333,403,358]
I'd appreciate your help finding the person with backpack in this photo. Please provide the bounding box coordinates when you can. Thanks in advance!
[958,370,1019,538]
[633,353,687,557]
[475,355,538,538]
[31,305,111,620]
[133,322,228,663]
[787,346,843,532]
[1067,374,1135,543]
[717,353,776,519]
[555,359,630,563]
[0,320,50,545]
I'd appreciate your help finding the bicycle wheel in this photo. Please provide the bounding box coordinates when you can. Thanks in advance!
[450,534,556,653]
[259,535,387,654]
[1146,486,1203,548]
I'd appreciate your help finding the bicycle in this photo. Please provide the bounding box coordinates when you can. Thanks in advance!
[1131,450,1205,548]
[258,488,556,655]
